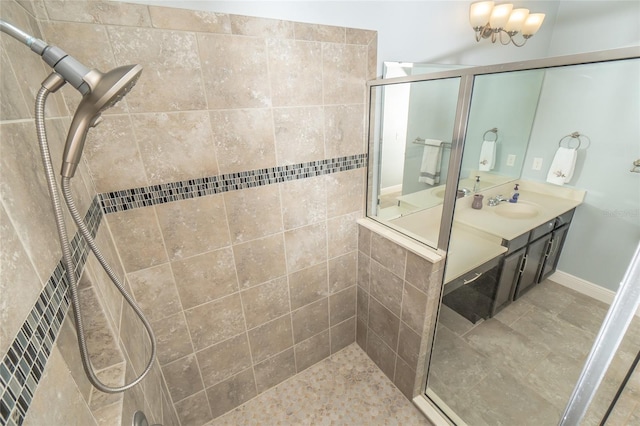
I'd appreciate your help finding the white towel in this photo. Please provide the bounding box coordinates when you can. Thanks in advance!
[418,139,443,185]
[478,140,496,171]
[546,147,577,185]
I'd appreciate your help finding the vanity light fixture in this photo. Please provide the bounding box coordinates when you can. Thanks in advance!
[470,1,545,47]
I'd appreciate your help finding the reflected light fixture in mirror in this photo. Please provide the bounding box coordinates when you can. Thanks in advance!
[470,1,545,47]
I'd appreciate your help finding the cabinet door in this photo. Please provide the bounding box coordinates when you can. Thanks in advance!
[492,248,525,316]
[540,224,570,281]
[514,234,552,299]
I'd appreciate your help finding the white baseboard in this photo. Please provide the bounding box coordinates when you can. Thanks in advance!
[549,270,639,317]
[380,184,402,195]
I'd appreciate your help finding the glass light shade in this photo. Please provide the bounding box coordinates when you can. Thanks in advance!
[522,13,545,36]
[505,8,529,33]
[469,1,495,28]
[489,3,513,29]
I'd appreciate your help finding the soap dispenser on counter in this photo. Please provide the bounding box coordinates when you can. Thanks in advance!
[473,176,481,193]
[509,184,520,203]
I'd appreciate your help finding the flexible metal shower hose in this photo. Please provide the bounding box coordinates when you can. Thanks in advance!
[35,78,156,393]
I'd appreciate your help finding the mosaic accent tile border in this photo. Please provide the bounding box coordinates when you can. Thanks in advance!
[0,197,103,426]
[100,154,368,214]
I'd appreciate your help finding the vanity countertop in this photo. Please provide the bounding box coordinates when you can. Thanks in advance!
[454,182,585,241]
[445,224,506,283]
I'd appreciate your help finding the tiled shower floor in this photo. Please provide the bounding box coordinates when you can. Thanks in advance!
[206,343,432,425]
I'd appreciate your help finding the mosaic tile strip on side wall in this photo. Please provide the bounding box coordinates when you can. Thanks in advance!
[0,197,102,426]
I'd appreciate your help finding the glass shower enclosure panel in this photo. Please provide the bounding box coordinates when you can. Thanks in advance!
[367,76,461,250]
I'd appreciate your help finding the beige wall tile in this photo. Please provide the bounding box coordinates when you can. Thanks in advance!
[346,28,377,45]
[199,34,271,109]
[210,109,276,174]
[406,250,442,296]
[326,169,364,218]
[370,260,404,317]
[357,287,369,324]
[280,176,326,230]
[366,330,396,382]
[128,263,182,322]
[0,121,63,282]
[322,43,367,105]
[324,104,365,158]
[267,38,322,107]
[196,333,252,388]
[327,212,360,259]
[149,6,231,33]
[328,251,357,294]
[253,348,296,393]
[185,293,245,351]
[248,315,294,363]
[273,106,325,165]
[330,317,356,353]
[106,207,168,273]
[151,312,193,366]
[108,26,206,113]
[56,317,92,404]
[230,15,294,38]
[83,115,149,193]
[371,232,407,279]
[294,330,330,372]
[0,48,31,120]
[240,277,290,329]
[174,390,213,426]
[284,222,327,273]
[367,34,378,80]
[206,368,257,419]
[224,184,282,244]
[329,286,356,326]
[294,23,345,43]
[394,356,417,399]
[397,322,421,371]
[44,0,152,26]
[288,262,328,310]
[357,250,371,292]
[401,282,429,334]
[156,195,230,261]
[291,298,329,343]
[356,318,368,350]
[171,247,238,310]
[358,224,372,256]
[0,203,43,358]
[162,354,204,402]
[132,112,219,185]
[91,364,125,410]
[24,348,98,426]
[233,234,287,289]
[368,297,400,351]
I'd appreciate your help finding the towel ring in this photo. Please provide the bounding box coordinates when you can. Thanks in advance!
[559,132,582,150]
[483,128,498,142]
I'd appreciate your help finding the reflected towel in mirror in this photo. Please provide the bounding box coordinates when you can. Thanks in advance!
[546,147,577,185]
[478,140,496,171]
[418,139,443,185]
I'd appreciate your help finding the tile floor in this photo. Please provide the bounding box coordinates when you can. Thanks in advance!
[207,343,432,425]
[429,279,640,426]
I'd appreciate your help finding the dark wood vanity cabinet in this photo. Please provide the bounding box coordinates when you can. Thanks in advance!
[443,208,575,323]
[504,208,575,303]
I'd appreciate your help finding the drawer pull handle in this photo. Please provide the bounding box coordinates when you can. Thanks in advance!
[463,272,482,284]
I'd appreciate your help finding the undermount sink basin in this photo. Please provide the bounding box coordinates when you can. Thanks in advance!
[493,202,540,219]
[433,189,446,198]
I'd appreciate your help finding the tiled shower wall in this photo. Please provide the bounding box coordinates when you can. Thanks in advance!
[1,1,376,425]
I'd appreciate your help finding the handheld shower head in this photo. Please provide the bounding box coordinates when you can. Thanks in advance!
[1,19,142,178]
[61,64,142,178]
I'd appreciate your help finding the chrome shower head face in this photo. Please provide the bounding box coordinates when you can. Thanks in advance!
[61,64,142,178]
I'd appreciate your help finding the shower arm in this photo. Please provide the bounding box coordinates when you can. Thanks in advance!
[0,19,92,94]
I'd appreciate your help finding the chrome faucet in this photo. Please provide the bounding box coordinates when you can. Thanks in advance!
[487,195,509,206]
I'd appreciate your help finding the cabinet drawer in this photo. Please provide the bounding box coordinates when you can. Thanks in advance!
[530,219,556,241]
[445,255,500,295]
